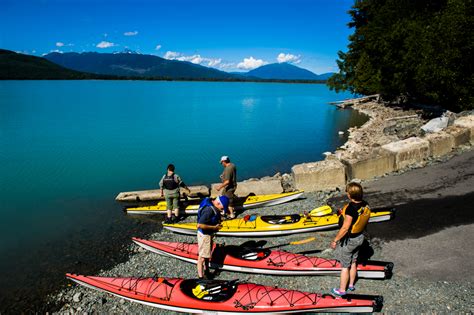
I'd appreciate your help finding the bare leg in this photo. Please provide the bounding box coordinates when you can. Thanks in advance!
[197,256,204,278]
[339,267,349,292]
[166,209,172,219]
[349,261,357,287]
[173,208,179,217]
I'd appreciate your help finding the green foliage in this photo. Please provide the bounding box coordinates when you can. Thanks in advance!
[327,0,474,111]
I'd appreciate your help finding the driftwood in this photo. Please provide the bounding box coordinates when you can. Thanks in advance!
[385,114,419,121]
[329,94,379,108]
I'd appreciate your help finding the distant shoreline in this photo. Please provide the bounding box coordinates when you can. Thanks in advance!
[0,77,328,84]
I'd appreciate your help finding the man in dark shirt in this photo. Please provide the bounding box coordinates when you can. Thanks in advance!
[330,182,369,296]
[197,196,229,279]
[216,156,237,219]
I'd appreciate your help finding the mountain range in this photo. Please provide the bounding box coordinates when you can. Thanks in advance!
[1,49,334,81]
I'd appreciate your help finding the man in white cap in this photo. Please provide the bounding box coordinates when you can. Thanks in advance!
[216,156,237,219]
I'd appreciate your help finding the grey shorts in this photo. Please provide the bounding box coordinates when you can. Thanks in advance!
[335,234,364,268]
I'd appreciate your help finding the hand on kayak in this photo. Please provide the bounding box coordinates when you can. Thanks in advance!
[216,224,223,230]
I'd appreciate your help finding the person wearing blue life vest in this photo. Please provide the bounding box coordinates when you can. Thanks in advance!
[159,164,190,224]
[197,195,229,279]
[330,182,371,296]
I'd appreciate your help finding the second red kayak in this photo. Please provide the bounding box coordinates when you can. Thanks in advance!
[132,238,393,279]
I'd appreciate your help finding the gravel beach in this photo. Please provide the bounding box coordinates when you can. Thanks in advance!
[53,146,474,313]
[51,101,474,313]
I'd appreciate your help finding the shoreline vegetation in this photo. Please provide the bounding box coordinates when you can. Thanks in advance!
[50,97,474,313]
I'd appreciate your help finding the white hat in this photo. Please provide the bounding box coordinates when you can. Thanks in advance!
[220,156,229,163]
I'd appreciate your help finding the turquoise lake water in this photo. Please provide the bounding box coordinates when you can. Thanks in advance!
[0,80,366,310]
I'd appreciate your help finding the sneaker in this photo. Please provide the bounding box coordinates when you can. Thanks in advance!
[227,213,236,219]
[347,285,356,292]
[164,217,172,224]
[331,288,346,296]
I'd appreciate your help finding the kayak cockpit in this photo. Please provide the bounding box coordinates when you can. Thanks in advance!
[228,246,271,261]
[261,214,301,225]
[181,279,238,302]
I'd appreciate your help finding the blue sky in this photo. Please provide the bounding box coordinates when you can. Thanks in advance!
[0,0,355,74]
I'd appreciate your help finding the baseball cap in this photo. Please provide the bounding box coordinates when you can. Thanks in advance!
[216,196,229,213]
[220,156,229,163]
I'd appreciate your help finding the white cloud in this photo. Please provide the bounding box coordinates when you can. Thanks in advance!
[277,53,301,64]
[164,51,222,67]
[155,44,162,50]
[96,41,116,48]
[237,56,267,70]
[42,49,63,55]
[56,42,64,47]
[164,51,180,59]
[124,31,138,36]
[207,58,222,67]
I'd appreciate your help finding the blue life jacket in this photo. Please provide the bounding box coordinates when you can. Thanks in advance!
[197,198,220,233]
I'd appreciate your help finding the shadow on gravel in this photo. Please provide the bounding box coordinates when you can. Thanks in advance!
[366,191,474,241]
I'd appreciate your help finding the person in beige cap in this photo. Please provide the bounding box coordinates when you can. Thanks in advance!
[216,156,237,219]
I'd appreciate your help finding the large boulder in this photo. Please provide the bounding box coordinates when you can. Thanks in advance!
[453,115,474,143]
[421,116,449,133]
[341,150,396,180]
[445,125,470,147]
[381,137,430,170]
[291,159,346,192]
[424,132,455,157]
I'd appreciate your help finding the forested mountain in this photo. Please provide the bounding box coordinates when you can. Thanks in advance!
[44,52,237,80]
[0,49,101,79]
[327,0,473,111]
[246,63,329,80]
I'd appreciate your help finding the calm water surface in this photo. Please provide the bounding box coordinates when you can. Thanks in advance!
[0,80,366,311]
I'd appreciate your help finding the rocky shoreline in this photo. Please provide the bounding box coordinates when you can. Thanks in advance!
[51,100,474,313]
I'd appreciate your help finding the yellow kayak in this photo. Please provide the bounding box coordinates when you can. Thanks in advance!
[163,206,394,237]
[126,190,304,215]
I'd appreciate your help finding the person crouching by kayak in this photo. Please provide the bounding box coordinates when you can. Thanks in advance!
[330,182,371,296]
[159,164,191,224]
[197,196,229,279]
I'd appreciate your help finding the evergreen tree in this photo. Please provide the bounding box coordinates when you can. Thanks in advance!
[328,0,473,111]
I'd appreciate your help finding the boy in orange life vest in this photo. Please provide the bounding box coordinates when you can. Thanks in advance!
[159,164,190,224]
[330,182,371,296]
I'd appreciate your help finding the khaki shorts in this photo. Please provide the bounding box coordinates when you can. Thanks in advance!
[197,232,213,258]
[165,192,179,210]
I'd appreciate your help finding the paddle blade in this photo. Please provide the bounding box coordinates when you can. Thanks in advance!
[309,205,332,217]
[290,237,316,245]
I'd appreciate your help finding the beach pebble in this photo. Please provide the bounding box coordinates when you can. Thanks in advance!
[73,292,83,303]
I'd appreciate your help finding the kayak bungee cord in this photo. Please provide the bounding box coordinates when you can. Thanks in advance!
[233,282,324,310]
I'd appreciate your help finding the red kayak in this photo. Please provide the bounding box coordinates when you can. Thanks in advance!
[132,238,393,279]
[66,274,383,313]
